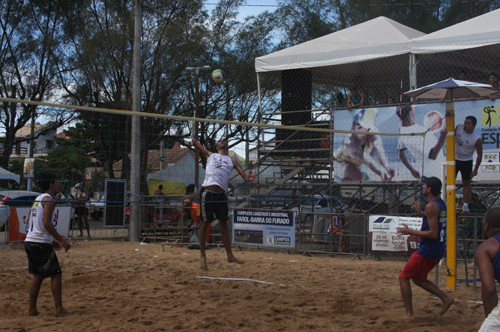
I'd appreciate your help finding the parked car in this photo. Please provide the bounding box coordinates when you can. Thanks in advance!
[293,194,347,214]
[0,190,40,231]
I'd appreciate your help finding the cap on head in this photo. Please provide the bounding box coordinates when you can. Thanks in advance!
[422,176,442,196]
[485,207,500,229]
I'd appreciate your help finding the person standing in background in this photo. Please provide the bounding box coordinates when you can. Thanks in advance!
[455,116,482,212]
[75,181,91,239]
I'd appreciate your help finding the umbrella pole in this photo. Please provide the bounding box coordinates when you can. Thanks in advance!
[445,100,457,290]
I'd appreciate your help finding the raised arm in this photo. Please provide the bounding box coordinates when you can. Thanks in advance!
[192,138,211,160]
[232,157,251,182]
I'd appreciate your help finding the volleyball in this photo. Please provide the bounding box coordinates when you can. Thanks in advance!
[424,110,443,131]
[212,69,226,84]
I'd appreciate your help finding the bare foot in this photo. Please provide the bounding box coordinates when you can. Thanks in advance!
[439,297,454,315]
[403,313,415,320]
[228,256,244,265]
[28,309,39,316]
[200,256,208,271]
[56,309,69,317]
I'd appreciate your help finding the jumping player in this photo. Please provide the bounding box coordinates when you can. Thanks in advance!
[192,138,253,270]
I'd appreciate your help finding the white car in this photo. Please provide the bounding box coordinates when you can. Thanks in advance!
[0,190,40,231]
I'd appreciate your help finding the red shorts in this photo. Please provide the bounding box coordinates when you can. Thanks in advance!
[399,251,440,281]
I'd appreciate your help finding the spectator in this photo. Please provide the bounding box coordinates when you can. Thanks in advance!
[387,97,395,105]
[455,116,482,212]
[488,72,500,101]
[330,208,349,252]
[154,184,165,196]
[458,70,468,81]
[347,87,365,109]
[75,181,91,239]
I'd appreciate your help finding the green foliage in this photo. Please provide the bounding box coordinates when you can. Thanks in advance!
[34,139,92,184]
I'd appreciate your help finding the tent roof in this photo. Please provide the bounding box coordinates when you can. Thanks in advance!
[0,167,20,183]
[147,164,205,186]
[411,8,500,54]
[255,16,425,75]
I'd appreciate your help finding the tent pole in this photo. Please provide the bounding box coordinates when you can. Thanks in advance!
[409,53,418,90]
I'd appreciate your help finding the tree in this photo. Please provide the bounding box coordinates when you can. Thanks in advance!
[59,0,279,191]
[35,135,92,183]
[0,0,82,168]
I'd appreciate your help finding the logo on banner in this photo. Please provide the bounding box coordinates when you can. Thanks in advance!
[482,105,499,127]
[484,152,499,171]
[371,216,394,231]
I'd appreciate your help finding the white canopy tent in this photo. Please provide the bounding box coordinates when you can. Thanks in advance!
[147,165,205,187]
[411,8,500,54]
[255,16,425,88]
[0,167,20,183]
[255,10,500,91]
[407,8,500,88]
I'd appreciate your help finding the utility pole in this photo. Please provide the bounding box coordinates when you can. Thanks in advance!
[129,0,142,241]
[27,109,35,191]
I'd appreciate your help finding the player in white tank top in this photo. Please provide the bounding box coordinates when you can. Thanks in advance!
[192,138,253,271]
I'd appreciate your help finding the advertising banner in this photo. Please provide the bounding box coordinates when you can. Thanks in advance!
[232,209,295,247]
[368,215,421,252]
[333,100,500,182]
[8,206,71,241]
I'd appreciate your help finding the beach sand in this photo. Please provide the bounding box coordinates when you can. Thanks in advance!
[0,240,485,331]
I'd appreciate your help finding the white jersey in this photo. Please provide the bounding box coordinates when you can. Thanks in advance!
[455,124,480,161]
[25,193,54,244]
[202,153,233,192]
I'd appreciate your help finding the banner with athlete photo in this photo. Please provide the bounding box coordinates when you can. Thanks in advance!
[333,99,500,182]
[8,206,71,241]
[232,209,295,247]
[368,215,422,252]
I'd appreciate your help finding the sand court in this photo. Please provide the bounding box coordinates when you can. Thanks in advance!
[0,240,486,331]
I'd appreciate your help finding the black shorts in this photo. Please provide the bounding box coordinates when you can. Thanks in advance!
[75,206,88,216]
[25,242,62,278]
[200,188,228,223]
[456,159,473,181]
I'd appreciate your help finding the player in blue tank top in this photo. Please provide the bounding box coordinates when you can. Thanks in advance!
[475,207,500,331]
[397,176,454,319]
[417,197,447,260]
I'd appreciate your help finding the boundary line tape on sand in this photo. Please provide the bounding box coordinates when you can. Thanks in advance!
[197,276,305,288]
